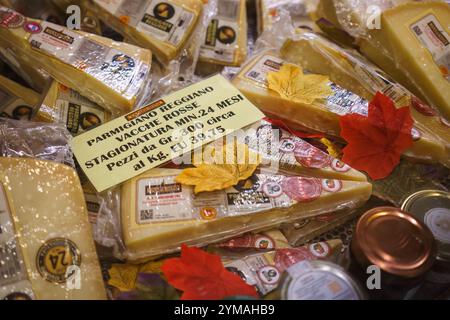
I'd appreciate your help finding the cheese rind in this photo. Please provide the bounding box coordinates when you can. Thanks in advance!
[0,6,152,113]
[0,158,106,300]
[87,0,202,64]
[121,168,371,261]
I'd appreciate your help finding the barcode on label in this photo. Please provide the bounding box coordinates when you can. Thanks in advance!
[30,39,42,49]
[140,209,154,221]
[218,0,240,20]
[247,71,260,79]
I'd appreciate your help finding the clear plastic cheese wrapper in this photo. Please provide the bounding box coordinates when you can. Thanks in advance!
[198,0,247,67]
[95,119,372,262]
[232,20,450,168]
[34,81,114,136]
[0,70,42,121]
[312,0,450,121]
[0,157,107,300]
[0,6,152,114]
[0,118,74,167]
[82,0,216,80]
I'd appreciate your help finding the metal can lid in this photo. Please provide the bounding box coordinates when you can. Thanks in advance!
[281,260,365,300]
[352,207,436,278]
[401,190,450,263]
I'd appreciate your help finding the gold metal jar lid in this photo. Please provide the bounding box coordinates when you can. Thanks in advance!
[401,190,450,263]
[352,207,436,278]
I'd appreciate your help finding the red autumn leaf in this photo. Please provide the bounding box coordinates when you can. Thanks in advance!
[161,244,258,300]
[339,92,414,180]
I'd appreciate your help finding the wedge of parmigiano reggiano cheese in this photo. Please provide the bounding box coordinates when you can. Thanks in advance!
[0,6,152,114]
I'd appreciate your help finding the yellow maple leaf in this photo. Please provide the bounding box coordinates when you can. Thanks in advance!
[176,164,239,194]
[320,137,342,159]
[267,64,333,104]
[177,142,260,193]
[108,264,140,292]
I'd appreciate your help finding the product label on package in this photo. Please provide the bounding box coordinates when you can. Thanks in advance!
[200,0,241,63]
[411,14,450,81]
[55,86,108,135]
[95,0,196,47]
[200,19,239,63]
[137,175,193,223]
[28,21,144,96]
[135,173,293,224]
[242,54,284,87]
[0,185,35,300]
[71,75,265,192]
[138,1,195,46]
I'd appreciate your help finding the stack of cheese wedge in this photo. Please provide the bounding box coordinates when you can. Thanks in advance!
[0,158,106,300]
[0,6,151,114]
[313,0,450,121]
[120,120,371,261]
[232,31,450,168]
[85,0,203,64]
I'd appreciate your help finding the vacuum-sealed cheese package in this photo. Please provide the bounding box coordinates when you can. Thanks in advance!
[0,6,152,114]
[279,30,450,167]
[99,119,372,262]
[199,0,247,67]
[313,0,450,121]
[0,157,107,300]
[35,81,113,136]
[232,32,450,167]
[84,0,204,64]
[121,168,370,262]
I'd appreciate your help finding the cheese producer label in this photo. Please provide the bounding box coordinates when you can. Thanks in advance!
[71,75,265,192]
